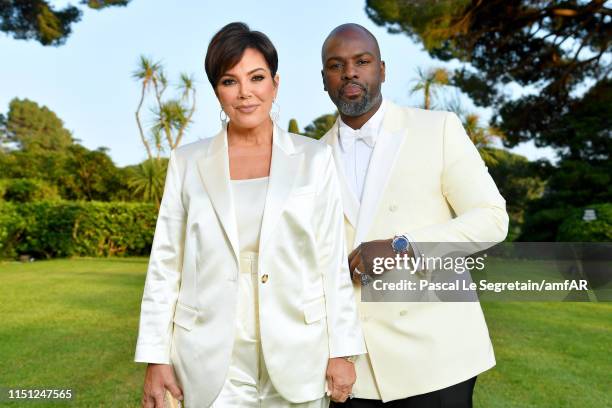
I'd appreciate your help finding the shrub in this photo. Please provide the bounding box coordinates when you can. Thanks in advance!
[557,203,612,242]
[1,178,60,202]
[0,201,158,259]
[0,202,25,258]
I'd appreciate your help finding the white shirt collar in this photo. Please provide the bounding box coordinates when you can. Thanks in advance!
[338,99,386,151]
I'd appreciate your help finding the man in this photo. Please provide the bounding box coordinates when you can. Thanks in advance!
[319,24,509,407]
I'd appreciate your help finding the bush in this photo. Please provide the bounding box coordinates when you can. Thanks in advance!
[1,178,60,202]
[557,203,612,242]
[0,202,25,258]
[0,201,158,259]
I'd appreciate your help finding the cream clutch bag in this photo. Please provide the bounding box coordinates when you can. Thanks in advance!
[164,390,182,408]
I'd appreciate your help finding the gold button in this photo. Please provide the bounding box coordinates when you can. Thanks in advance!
[389,204,398,212]
[261,274,269,283]
[399,310,407,316]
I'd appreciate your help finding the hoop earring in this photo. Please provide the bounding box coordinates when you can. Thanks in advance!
[219,107,228,126]
[270,100,280,123]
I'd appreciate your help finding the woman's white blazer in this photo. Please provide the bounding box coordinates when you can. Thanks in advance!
[134,124,366,407]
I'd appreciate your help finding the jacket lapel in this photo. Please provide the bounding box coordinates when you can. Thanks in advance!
[259,124,302,252]
[196,128,240,265]
[321,121,360,229]
[353,101,409,246]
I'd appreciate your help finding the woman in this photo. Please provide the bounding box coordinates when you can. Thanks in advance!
[135,22,366,408]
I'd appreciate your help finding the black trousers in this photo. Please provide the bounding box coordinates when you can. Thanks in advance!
[330,376,477,408]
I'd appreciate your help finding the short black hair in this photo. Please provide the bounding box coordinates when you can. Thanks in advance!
[205,22,278,89]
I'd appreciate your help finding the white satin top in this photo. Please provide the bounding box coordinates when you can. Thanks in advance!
[230,177,268,253]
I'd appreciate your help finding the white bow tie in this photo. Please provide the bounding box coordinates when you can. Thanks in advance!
[339,128,376,148]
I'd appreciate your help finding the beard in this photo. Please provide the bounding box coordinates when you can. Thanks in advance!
[331,81,382,117]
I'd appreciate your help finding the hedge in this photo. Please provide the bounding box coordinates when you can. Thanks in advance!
[557,203,612,242]
[0,201,158,259]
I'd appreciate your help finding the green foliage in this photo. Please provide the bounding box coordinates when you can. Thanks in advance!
[303,113,338,140]
[557,204,612,242]
[0,201,157,259]
[410,67,451,109]
[0,0,132,46]
[520,206,576,242]
[3,98,73,151]
[366,0,610,159]
[485,148,545,241]
[0,147,130,201]
[1,178,60,202]
[128,159,168,206]
[133,57,196,159]
[366,0,611,241]
[288,118,300,134]
[0,202,25,258]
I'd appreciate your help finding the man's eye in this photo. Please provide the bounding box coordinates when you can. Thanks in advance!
[329,63,342,70]
[221,78,235,86]
[252,75,265,81]
[357,59,370,65]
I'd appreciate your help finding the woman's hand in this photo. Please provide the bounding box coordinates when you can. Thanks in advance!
[326,357,356,403]
[142,363,183,408]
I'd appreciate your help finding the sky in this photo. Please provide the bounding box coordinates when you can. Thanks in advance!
[0,0,556,167]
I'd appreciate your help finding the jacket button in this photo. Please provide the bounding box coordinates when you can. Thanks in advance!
[399,310,407,316]
[389,204,398,212]
[261,274,269,283]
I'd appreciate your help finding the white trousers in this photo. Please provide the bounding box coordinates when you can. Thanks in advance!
[211,252,328,408]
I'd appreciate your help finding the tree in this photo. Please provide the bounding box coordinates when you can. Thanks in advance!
[445,97,506,165]
[0,0,131,46]
[366,0,611,240]
[410,67,451,109]
[1,98,73,151]
[132,56,196,161]
[485,149,546,240]
[302,113,339,140]
[366,0,610,156]
[128,159,168,207]
[288,118,300,134]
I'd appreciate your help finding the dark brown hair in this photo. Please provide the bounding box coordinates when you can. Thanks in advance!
[205,22,278,89]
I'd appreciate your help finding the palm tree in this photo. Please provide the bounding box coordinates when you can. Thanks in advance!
[133,56,196,159]
[446,97,506,165]
[128,159,168,208]
[132,56,162,160]
[410,67,451,110]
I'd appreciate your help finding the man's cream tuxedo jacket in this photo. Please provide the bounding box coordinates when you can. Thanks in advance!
[134,125,366,407]
[321,101,509,402]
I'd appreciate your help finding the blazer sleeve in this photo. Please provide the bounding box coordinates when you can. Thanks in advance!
[406,112,509,249]
[134,150,186,364]
[314,147,367,358]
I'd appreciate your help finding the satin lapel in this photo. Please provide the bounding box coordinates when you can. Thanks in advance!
[259,125,301,252]
[196,128,240,265]
[353,102,409,246]
[321,120,359,229]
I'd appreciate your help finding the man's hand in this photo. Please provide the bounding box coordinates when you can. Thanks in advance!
[142,363,183,408]
[326,357,356,403]
[348,239,396,283]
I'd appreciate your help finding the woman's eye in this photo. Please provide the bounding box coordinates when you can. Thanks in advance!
[221,78,235,86]
[252,75,265,81]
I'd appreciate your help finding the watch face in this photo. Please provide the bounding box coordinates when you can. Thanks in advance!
[393,236,409,252]
[361,274,372,286]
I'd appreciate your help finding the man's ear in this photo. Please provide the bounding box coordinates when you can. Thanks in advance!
[380,60,386,83]
[321,69,327,91]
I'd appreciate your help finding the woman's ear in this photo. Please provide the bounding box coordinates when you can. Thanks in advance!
[273,73,280,96]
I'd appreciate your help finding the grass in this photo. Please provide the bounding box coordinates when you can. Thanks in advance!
[0,258,610,407]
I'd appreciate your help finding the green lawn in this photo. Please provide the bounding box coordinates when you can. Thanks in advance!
[0,258,610,407]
